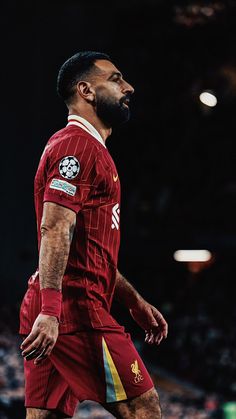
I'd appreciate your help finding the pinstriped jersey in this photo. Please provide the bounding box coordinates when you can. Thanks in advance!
[20,116,121,334]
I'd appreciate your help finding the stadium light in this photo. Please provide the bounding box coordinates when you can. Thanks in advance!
[173,249,212,262]
[199,91,217,107]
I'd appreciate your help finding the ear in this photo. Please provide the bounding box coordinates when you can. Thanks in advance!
[76,81,95,103]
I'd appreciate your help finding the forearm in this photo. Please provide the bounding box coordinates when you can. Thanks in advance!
[39,226,71,290]
[114,270,145,309]
[115,271,168,345]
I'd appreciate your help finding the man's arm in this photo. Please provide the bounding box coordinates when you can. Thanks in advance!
[115,269,145,307]
[114,270,168,345]
[21,202,76,364]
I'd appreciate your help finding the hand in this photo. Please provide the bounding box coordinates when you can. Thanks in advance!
[21,313,59,365]
[130,302,168,345]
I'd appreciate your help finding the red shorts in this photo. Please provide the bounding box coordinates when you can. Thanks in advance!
[24,326,154,417]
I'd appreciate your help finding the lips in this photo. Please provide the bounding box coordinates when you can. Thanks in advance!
[122,97,130,107]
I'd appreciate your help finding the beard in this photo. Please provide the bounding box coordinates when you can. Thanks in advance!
[95,89,131,127]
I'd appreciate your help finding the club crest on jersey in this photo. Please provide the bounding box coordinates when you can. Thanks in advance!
[59,156,80,179]
[131,360,144,384]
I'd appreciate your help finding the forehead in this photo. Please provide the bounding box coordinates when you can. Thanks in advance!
[93,59,121,78]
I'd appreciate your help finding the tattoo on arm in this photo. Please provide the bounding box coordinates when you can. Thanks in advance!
[39,202,76,290]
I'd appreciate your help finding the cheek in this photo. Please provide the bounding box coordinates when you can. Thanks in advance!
[107,83,122,97]
[96,85,122,105]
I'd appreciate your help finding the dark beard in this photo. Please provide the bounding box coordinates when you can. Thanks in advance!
[95,90,131,127]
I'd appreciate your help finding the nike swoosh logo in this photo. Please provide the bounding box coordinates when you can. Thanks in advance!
[113,174,118,182]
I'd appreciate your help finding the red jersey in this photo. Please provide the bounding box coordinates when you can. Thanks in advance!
[20,115,121,334]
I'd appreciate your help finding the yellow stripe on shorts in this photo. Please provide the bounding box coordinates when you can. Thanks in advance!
[102,337,127,402]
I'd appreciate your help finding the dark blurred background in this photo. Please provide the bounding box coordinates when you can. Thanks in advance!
[1,0,236,417]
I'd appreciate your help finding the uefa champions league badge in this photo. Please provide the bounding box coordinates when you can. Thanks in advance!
[59,156,80,179]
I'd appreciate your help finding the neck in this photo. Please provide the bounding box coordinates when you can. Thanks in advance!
[68,106,112,143]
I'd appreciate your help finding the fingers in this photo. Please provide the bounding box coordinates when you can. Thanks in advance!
[151,308,168,339]
[155,314,168,333]
[145,327,166,346]
[21,330,39,350]
[25,348,41,361]
[34,347,49,364]
[155,334,164,345]
[21,333,56,363]
[145,331,163,345]
[159,316,168,338]
[145,331,154,344]
[20,314,59,365]
[23,342,54,365]
[161,321,168,339]
[21,336,44,357]
[34,344,54,365]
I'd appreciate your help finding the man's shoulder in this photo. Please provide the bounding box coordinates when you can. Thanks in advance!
[48,125,90,146]
[47,125,104,157]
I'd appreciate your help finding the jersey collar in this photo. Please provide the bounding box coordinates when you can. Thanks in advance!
[67,114,106,148]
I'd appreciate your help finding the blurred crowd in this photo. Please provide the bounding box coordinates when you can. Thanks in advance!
[150,259,236,400]
[0,332,25,419]
[161,308,236,396]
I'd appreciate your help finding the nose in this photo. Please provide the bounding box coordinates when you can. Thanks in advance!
[122,80,134,95]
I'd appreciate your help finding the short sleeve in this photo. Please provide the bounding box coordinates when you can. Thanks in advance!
[43,137,101,213]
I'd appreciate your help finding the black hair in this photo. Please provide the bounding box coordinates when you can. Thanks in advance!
[57,51,111,103]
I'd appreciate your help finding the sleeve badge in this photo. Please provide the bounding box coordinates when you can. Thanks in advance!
[59,156,80,179]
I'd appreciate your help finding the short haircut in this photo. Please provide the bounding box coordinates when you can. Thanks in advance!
[57,51,111,103]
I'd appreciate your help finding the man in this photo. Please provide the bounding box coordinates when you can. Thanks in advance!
[20,51,168,419]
